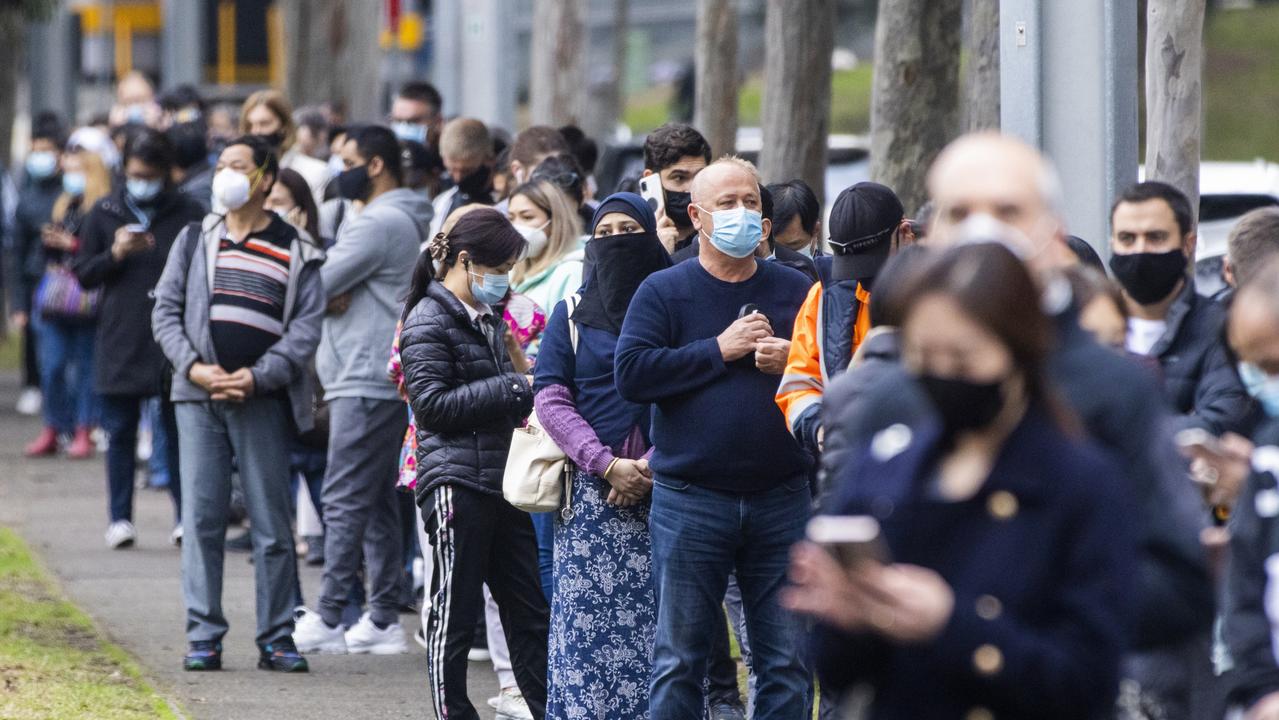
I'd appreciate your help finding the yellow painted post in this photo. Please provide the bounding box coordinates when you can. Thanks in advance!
[267,3,284,89]
[217,1,237,86]
[114,19,133,78]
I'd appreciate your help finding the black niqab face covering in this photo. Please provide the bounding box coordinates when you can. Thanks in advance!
[575,231,671,335]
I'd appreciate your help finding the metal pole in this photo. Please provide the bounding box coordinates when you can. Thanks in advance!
[28,5,77,122]
[1000,0,1138,257]
[458,0,515,129]
[161,0,205,89]
[431,0,462,118]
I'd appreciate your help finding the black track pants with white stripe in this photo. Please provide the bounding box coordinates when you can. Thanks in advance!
[423,484,549,720]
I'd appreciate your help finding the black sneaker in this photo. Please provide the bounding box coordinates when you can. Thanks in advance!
[258,637,309,672]
[183,640,222,671]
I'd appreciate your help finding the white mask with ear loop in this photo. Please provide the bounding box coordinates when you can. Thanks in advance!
[514,221,551,259]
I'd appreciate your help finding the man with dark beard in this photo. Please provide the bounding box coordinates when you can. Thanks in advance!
[641,123,712,254]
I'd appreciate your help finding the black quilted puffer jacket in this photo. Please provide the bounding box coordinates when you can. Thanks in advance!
[401,281,533,504]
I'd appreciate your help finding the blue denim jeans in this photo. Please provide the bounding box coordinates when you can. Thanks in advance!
[649,475,813,720]
[100,394,180,524]
[33,315,97,433]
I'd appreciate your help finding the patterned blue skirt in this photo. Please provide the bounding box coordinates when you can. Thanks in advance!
[546,469,656,720]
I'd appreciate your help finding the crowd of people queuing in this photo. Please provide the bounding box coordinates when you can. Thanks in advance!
[7,66,1279,720]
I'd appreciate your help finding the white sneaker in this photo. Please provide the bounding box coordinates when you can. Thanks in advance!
[292,607,348,654]
[491,687,533,720]
[169,525,184,547]
[344,612,408,655]
[105,520,137,549]
[16,388,41,416]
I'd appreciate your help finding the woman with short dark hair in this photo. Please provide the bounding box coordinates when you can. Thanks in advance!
[787,243,1139,719]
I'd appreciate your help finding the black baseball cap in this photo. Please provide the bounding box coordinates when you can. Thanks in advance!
[829,182,905,278]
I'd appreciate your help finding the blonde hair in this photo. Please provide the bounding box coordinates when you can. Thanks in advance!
[53,150,111,224]
[240,90,296,151]
[439,118,492,163]
[509,180,582,287]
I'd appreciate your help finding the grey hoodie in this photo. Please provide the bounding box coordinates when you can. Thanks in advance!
[318,187,432,401]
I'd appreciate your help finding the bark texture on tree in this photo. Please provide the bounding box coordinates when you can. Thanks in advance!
[0,20,23,168]
[760,0,835,202]
[869,0,963,215]
[280,0,382,122]
[530,0,587,126]
[1145,0,1205,223]
[694,0,739,158]
[580,0,629,140]
[964,0,1000,131]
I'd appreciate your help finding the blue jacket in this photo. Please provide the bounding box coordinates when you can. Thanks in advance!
[814,409,1138,719]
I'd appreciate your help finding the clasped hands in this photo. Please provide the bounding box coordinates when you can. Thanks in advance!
[189,363,256,403]
[604,458,653,508]
[717,312,790,375]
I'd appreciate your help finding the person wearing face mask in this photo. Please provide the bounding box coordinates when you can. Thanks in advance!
[23,145,111,460]
[239,90,329,208]
[8,113,67,419]
[430,118,498,237]
[777,182,912,460]
[534,193,669,719]
[507,179,584,362]
[641,123,713,254]
[1178,261,1279,720]
[389,81,444,150]
[291,125,431,657]
[769,179,824,258]
[1108,181,1253,436]
[786,242,1138,719]
[73,128,205,550]
[153,134,324,674]
[398,209,549,720]
[830,134,1216,718]
[614,157,813,718]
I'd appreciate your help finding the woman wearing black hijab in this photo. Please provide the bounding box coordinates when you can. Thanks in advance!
[533,192,671,719]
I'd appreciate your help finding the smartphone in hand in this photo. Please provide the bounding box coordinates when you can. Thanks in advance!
[806,515,890,568]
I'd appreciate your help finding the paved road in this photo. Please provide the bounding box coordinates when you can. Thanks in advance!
[0,373,500,719]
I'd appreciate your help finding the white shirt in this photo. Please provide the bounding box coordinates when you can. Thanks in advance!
[1126,316,1168,356]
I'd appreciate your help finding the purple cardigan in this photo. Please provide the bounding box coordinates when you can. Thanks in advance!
[534,383,651,477]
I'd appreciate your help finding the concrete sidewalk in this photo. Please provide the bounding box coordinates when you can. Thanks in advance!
[0,373,500,719]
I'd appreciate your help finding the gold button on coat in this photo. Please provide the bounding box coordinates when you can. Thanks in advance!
[987,491,1018,520]
[975,594,1003,620]
[973,644,1004,675]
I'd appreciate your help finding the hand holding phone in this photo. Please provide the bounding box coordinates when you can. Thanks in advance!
[806,515,890,568]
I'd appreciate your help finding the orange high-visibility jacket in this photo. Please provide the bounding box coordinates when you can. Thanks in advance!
[775,280,871,435]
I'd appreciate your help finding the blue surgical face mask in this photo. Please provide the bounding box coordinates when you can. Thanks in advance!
[1240,361,1279,417]
[698,205,763,259]
[26,151,58,180]
[393,121,428,145]
[468,264,510,306]
[126,176,163,202]
[62,172,86,197]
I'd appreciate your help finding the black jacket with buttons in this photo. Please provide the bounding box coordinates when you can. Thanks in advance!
[400,281,533,504]
[814,409,1138,719]
[1150,282,1254,435]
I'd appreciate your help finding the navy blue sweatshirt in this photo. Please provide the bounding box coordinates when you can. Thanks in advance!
[615,258,812,492]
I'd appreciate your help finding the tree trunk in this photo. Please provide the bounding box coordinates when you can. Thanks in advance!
[530,0,587,126]
[869,0,963,215]
[1145,0,1204,223]
[759,0,834,202]
[280,0,382,122]
[964,0,1000,131]
[579,0,628,140]
[0,16,23,169]
[694,0,738,158]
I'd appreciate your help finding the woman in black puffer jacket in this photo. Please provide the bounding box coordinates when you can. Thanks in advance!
[399,207,549,720]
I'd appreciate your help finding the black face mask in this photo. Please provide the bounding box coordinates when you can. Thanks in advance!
[917,373,1006,438]
[665,189,692,229]
[255,131,287,151]
[455,165,492,199]
[336,164,371,201]
[1108,249,1187,305]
